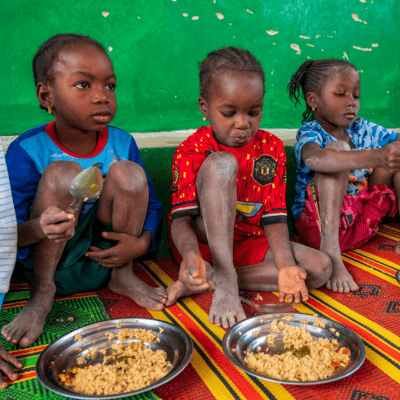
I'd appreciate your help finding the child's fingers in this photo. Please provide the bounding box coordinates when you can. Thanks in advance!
[286,293,294,304]
[0,352,22,369]
[86,246,115,259]
[300,286,309,302]
[43,211,74,225]
[0,362,19,384]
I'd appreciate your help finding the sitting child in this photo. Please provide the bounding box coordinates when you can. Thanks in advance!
[0,138,22,387]
[166,47,332,329]
[2,34,165,348]
[287,59,400,293]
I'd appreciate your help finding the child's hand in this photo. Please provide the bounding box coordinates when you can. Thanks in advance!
[180,251,210,291]
[0,342,22,388]
[381,142,400,173]
[86,232,148,267]
[40,206,75,243]
[278,266,309,304]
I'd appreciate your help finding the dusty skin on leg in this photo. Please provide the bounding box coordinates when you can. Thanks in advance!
[2,161,83,347]
[168,152,246,328]
[313,141,359,293]
[97,161,167,310]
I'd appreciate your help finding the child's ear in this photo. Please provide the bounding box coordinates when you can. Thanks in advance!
[306,91,317,109]
[36,82,53,110]
[198,96,207,117]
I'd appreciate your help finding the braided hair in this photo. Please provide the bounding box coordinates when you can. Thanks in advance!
[287,59,358,123]
[32,34,108,111]
[199,47,265,99]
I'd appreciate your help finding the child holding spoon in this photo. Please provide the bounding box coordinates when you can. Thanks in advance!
[2,34,164,348]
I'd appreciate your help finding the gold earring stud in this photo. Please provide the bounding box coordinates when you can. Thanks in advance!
[48,106,52,114]
[312,107,316,112]
[203,116,207,122]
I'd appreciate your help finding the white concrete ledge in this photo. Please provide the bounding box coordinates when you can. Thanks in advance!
[1,128,399,152]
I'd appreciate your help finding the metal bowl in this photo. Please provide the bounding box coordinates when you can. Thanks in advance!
[223,313,366,385]
[36,318,194,399]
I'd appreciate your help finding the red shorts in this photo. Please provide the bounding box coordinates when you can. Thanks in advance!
[295,183,398,252]
[168,220,270,268]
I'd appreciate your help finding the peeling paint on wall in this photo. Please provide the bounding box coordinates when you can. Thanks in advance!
[215,13,224,19]
[290,43,301,53]
[266,30,278,35]
[353,46,372,51]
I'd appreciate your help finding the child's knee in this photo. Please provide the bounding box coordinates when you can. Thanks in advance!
[202,151,238,180]
[107,160,147,192]
[41,161,82,191]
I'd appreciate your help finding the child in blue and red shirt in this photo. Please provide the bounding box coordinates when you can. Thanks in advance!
[2,34,164,349]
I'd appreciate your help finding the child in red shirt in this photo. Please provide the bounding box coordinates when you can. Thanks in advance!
[167,47,332,329]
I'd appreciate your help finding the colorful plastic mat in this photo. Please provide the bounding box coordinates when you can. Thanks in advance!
[98,223,400,400]
[0,287,159,400]
[1,223,400,400]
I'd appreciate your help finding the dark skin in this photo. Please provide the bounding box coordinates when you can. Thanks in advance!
[0,343,22,388]
[1,43,166,348]
[302,66,400,292]
[167,71,332,328]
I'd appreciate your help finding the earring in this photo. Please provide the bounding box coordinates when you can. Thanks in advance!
[312,107,316,112]
[203,116,207,122]
[47,106,52,114]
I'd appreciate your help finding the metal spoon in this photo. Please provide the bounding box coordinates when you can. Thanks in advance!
[188,274,294,312]
[68,167,103,212]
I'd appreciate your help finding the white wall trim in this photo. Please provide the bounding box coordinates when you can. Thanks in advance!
[1,128,399,152]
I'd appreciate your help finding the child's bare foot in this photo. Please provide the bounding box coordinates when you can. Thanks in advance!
[209,287,246,329]
[108,265,167,310]
[166,280,209,306]
[326,259,359,293]
[2,285,56,347]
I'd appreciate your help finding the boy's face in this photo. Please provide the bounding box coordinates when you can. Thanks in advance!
[308,66,360,135]
[199,71,264,148]
[46,43,117,136]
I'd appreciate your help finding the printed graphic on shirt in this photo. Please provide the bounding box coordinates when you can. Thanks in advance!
[172,164,179,192]
[252,155,277,186]
[236,201,263,218]
[284,170,287,185]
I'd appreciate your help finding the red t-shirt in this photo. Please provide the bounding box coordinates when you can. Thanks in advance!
[169,126,287,237]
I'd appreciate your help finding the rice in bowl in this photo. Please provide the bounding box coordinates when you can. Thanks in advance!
[244,320,350,382]
[58,328,172,396]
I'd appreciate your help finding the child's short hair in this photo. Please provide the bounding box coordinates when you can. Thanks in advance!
[199,47,265,99]
[32,34,108,111]
[287,59,358,123]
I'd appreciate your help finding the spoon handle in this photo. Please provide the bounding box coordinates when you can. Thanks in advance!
[67,198,83,213]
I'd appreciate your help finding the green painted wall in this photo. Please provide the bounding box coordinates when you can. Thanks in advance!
[1,0,399,136]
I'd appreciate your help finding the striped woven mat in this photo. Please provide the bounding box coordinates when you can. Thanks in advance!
[98,223,400,400]
[0,287,159,400]
[1,222,399,400]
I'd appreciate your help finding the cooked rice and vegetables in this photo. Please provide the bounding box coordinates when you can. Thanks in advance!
[58,328,171,395]
[244,319,351,382]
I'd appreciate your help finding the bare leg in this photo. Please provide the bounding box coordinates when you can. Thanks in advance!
[2,161,82,347]
[314,141,359,293]
[236,242,332,291]
[372,167,400,255]
[100,161,167,310]
[195,152,246,328]
[167,152,244,327]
